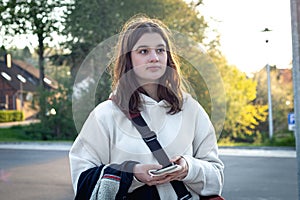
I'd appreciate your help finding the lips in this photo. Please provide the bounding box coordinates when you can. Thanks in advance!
[146,65,162,70]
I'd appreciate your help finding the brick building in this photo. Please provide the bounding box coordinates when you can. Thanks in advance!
[0,59,57,119]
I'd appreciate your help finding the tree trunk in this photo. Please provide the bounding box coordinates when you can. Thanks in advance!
[38,33,45,88]
[37,33,46,120]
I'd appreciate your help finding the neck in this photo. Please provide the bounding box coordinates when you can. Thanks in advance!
[142,83,159,101]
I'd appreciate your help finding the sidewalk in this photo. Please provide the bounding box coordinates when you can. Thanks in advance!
[0,142,296,158]
[219,146,296,158]
[0,119,40,128]
[0,141,72,151]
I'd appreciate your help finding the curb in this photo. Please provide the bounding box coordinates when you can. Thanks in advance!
[0,142,296,158]
[0,142,72,151]
[219,148,296,158]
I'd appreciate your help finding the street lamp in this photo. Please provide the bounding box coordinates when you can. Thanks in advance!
[262,28,274,139]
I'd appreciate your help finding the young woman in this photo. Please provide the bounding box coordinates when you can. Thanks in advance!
[69,15,224,200]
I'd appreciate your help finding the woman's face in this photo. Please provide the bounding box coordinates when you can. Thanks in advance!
[131,33,167,84]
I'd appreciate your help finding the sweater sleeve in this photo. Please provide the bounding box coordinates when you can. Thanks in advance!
[69,109,111,194]
[182,105,224,196]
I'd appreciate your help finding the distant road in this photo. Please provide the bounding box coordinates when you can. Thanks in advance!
[0,147,297,200]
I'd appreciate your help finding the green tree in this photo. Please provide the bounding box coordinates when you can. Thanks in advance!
[25,83,76,140]
[210,53,268,142]
[63,0,207,77]
[0,0,70,87]
[0,0,71,120]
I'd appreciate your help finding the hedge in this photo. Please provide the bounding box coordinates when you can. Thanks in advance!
[0,110,24,122]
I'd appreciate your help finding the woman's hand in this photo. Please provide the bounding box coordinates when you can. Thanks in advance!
[169,155,189,181]
[153,156,189,184]
[133,156,189,186]
[133,163,169,186]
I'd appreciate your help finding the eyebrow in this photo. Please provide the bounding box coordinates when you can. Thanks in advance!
[134,44,166,50]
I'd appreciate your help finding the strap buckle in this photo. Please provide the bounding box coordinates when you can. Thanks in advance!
[179,193,192,200]
[143,132,157,143]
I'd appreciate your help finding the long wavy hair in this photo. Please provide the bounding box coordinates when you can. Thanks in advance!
[111,15,185,115]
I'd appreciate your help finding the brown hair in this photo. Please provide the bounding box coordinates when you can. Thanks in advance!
[111,15,185,115]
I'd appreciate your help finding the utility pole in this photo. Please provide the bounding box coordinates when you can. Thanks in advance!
[266,63,273,139]
[290,0,300,199]
[262,28,273,139]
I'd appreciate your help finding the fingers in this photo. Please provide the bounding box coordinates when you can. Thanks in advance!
[134,163,165,186]
[134,164,162,174]
[133,162,188,186]
[170,156,188,173]
[147,175,171,186]
[151,164,163,170]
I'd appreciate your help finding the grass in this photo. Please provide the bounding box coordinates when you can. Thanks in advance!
[0,126,31,142]
[0,124,78,143]
[0,126,73,143]
[218,132,296,148]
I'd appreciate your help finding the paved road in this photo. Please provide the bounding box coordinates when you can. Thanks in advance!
[0,149,74,200]
[222,155,297,200]
[0,146,298,200]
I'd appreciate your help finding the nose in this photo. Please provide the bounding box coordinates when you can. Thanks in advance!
[149,50,159,62]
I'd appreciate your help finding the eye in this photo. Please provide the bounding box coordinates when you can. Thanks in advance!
[138,49,148,54]
[156,48,166,54]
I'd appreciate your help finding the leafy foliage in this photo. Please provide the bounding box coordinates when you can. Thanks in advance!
[0,0,73,128]
[253,67,294,133]
[63,0,207,76]
[26,83,76,140]
[0,0,71,86]
[0,0,68,36]
[0,110,24,122]
[210,54,268,142]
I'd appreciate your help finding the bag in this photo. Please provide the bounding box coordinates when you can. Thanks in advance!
[128,186,225,200]
[200,195,225,200]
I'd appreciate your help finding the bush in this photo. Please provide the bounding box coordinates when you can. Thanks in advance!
[264,131,296,147]
[218,130,295,147]
[0,110,24,122]
[31,84,77,141]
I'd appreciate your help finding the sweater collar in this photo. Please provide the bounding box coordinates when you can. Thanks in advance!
[139,93,169,107]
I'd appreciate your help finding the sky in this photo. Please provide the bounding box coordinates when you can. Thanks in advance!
[198,0,292,74]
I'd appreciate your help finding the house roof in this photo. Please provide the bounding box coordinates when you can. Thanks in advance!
[277,68,292,84]
[0,59,58,92]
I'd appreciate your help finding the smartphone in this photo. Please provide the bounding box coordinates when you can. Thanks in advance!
[148,164,182,176]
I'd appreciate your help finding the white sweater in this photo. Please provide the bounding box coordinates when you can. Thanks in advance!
[69,93,224,199]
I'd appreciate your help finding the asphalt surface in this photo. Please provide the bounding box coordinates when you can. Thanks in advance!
[0,143,298,200]
[222,155,297,200]
[0,149,74,200]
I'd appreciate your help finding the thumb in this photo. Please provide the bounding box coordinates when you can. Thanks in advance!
[170,156,181,163]
[148,164,163,170]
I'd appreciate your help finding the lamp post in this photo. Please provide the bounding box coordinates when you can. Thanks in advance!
[290,0,300,199]
[262,28,274,139]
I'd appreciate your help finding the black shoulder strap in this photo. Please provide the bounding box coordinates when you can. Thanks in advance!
[130,113,192,200]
